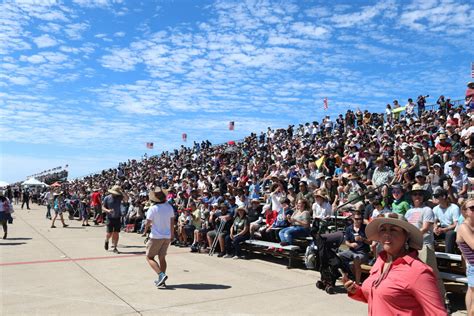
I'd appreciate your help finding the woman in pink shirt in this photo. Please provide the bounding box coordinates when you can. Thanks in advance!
[343,213,447,315]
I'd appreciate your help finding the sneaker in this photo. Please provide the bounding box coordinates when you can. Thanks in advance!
[155,273,168,287]
[232,256,239,260]
[224,254,233,258]
[217,252,225,257]
[112,248,119,254]
[51,225,56,228]
[104,241,109,250]
[63,224,69,228]
[85,224,91,226]
[82,224,86,226]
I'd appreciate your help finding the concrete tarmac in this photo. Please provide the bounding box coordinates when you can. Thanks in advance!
[0,204,465,315]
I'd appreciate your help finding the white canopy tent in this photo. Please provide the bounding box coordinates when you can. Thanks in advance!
[0,181,9,188]
[22,178,48,187]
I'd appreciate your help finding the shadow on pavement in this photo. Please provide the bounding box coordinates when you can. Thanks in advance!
[4,237,32,241]
[163,283,232,290]
[0,242,27,246]
[119,245,146,249]
[118,250,146,255]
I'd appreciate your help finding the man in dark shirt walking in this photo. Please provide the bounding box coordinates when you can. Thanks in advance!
[102,185,126,253]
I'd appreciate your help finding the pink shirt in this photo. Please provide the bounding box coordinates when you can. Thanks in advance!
[348,251,447,316]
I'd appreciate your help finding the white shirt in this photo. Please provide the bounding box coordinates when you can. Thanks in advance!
[312,201,332,219]
[146,202,175,239]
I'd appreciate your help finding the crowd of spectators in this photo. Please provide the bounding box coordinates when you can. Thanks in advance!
[6,86,474,267]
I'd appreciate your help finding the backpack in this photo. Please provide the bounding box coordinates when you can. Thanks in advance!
[304,241,318,270]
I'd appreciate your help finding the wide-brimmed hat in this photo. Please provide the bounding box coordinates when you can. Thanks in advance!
[313,188,330,201]
[439,134,447,140]
[149,187,168,203]
[366,213,423,250]
[108,185,124,196]
[409,183,428,199]
[93,187,100,192]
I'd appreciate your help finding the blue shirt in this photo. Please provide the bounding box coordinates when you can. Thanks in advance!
[433,203,460,227]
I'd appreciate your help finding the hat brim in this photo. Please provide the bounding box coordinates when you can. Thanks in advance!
[149,189,168,203]
[108,189,123,196]
[366,217,423,250]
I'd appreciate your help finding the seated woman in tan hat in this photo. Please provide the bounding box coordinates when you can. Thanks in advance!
[343,213,447,315]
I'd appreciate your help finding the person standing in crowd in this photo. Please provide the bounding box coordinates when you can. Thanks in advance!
[343,213,447,315]
[13,187,20,205]
[44,188,53,220]
[91,187,103,225]
[144,188,175,287]
[102,185,126,253]
[456,199,474,316]
[51,192,68,228]
[0,190,14,239]
[21,188,30,210]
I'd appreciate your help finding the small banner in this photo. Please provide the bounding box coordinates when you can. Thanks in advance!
[182,133,187,142]
[146,142,154,149]
[228,121,234,130]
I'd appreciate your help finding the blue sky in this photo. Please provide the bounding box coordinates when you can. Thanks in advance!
[0,0,473,183]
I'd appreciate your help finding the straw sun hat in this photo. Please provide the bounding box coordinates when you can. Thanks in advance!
[149,187,168,203]
[366,213,423,250]
[108,185,124,196]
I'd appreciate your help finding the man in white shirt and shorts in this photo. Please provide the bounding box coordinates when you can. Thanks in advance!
[145,188,175,287]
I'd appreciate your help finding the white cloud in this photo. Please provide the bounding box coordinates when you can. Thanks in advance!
[114,31,125,37]
[33,34,58,48]
[291,22,330,38]
[100,48,141,71]
[8,76,30,85]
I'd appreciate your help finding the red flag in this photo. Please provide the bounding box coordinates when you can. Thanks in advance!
[182,133,187,142]
[323,98,328,110]
[146,142,153,149]
[228,121,234,130]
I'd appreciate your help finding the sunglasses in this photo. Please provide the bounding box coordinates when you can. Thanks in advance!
[392,190,402,194]
[412,192,424,196]
[467,206,474,211]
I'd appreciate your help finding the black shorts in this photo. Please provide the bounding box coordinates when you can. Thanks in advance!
[106,218,121,233]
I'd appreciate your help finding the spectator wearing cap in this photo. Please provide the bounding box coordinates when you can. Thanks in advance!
[209,188,223,205]
[432,188,460,254]
[339,211,371,284]
[253,204,277,240]
[404,183,446,300]
[286,184,297,207]
[344,173,365,203]
[412,142,429,170]
[444,152,465,178]
[311,189,332,220]
[279,198,311,246]
[224,207,250,259]
[394,144,419,184]
[414,170,432,198]
[391,184,410,216]
[451,162,469,201]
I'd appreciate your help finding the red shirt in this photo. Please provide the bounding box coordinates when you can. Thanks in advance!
[348,251,446,316]
[90,192,102,207]
[435,142,452,153]
[266,211,278,226]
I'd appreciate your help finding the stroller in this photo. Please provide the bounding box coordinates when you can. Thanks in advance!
[310,218,348,294]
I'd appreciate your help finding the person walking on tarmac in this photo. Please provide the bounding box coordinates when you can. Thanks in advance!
[144,187,175,287]
[102,185,126,253]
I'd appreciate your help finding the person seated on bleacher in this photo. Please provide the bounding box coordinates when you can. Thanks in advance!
[432,188,460,254]
[311,188,332,220]
[390,183,410,216]
[279,199,311,246]
[266,198,293,243]
[207,204,233,257]
[224,207,250,259]
[364,195,390,224]
[339,211,370,285]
